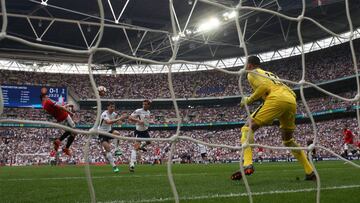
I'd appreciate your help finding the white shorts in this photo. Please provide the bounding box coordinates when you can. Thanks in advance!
[344,143,355,151]
[60,115,75,128]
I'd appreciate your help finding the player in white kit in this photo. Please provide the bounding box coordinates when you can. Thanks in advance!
[128,100,152,172]
[198,144,209,164]
[98,102,127,173]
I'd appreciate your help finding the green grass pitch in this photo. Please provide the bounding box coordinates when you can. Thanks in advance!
[0,161,359,203]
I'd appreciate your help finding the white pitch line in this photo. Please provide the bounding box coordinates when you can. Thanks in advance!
[99,185,360,203]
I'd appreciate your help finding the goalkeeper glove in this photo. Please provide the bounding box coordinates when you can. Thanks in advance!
[240,96,251,108]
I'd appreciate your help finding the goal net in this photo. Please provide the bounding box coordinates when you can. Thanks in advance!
[0,0,359,203]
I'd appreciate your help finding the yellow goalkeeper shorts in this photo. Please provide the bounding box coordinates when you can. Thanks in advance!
[250,99,296,131]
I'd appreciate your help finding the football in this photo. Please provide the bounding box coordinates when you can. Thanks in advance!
[98,85,107,96]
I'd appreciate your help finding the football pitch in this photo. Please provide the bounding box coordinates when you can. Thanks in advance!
[0,161,359,203]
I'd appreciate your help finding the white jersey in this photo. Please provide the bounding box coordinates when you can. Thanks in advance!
[198,144,207,154]
[131,108,151,131]
[98,110,118,132]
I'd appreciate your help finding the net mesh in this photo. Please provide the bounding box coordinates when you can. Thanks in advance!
[0,0,360,203]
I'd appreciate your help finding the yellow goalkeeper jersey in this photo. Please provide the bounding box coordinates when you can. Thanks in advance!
[247,68,296,104]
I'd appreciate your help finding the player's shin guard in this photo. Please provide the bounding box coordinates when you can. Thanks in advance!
[65,135,75,149]
[130,149,137,165]
[106,152,116,167]
[283,138,313,174]
[241,126,254,166]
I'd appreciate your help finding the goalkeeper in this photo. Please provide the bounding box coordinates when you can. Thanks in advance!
[231,56,315,181]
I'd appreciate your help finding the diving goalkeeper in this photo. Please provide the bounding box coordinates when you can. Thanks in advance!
[231,56,315,181]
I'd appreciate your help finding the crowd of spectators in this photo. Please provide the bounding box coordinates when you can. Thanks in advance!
[0,118,358,166]
[0,39,359,99]
[1,90,356,124]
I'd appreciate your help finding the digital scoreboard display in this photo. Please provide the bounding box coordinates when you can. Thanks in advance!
[1,85,67,108]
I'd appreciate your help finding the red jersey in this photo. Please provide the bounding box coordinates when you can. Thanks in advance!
[343,129,354,144]
[155,148,161,156]
[50,150,56,157]
[42,98,68,122]
[258,147,264,152]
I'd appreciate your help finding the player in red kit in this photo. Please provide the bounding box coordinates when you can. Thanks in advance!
[49,150,57,166]
[342,127,356,160]
[153,147,161,165]
[40,88,76,156]
[257,147,264,164]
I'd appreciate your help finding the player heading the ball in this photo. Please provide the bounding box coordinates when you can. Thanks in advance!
[40,87,77,156]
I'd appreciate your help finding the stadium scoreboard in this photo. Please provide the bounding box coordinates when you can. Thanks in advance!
[1,85,67,108]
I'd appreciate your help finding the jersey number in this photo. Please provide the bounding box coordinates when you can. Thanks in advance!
[265,72,283,85]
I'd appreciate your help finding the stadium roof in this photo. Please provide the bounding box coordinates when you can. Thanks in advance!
[0,0,359,73]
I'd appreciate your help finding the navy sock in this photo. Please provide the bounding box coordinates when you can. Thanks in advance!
[59,131,71,141]
[65,135,75,148]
